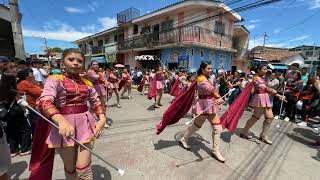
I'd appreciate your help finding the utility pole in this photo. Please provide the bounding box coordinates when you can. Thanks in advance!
[262,32,269,52]
[32,36,50,66]
[9,0,26,60]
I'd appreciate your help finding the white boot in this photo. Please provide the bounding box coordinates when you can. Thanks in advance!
[212,124,225,163]
[179,123,200,150]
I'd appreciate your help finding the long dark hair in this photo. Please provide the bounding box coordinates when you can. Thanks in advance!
[0,74,17,102]
[252,64,267,74]
[17,68,33,84]
[197,61,211,76]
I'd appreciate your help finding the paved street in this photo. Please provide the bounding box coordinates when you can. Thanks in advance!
[9,90,320,180]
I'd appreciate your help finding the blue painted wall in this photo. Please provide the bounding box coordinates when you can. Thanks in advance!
[160,47,232,72]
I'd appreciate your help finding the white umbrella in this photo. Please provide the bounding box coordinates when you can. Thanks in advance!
[115,64,125,68]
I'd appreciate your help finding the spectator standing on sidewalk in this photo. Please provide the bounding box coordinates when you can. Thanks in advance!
[17,68,43,134]
[31,60,45,87]
[0,57,12,180]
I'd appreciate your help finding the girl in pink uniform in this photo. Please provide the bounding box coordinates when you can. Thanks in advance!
[119,69,133,99]
[36,49,106,179]
[108,69,121,108]
[86,61,107,111]
[154,67,166,108]
[240,65,285,145]
[179,62,226,163]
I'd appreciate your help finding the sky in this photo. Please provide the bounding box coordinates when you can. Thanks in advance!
[7,0,320,54]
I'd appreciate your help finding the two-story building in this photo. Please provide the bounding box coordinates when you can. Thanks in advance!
[290,45,320,71]
[74,0,249,72]
[73,27,119,68]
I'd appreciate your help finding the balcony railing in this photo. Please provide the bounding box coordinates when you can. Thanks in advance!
[118,26,233,51]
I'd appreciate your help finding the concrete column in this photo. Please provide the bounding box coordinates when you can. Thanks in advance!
[9,0,26,60]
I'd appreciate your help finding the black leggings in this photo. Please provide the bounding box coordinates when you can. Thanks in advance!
[284,95,298,120]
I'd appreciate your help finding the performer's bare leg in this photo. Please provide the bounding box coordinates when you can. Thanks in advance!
[240,107,263,139]
[128,85,132,99]
[157,89,163,106]
[260,107,274,145]
[57,147,77,180]
[208,114,225,163]
[76,142,93,180]
[179,115,206,150]
[114,89,121,108]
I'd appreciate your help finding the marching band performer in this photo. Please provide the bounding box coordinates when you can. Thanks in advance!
[108,69,121,108]
[87,60,108,111]
[119,69,133,99]
[240,65,285,145]
[29,49,106,180]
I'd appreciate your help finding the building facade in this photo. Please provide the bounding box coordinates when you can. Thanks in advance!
[0,1,25,60]
[74,0,249,72]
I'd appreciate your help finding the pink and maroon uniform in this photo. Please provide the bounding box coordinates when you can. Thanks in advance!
[37,74,104,148]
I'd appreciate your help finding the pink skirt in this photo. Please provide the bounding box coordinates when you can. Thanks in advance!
[156,80,165,90]
[109,83,119,90]
[46,111,96,148]
[193,99,218,115]
[250,93,272,108]
[94,84,107,97]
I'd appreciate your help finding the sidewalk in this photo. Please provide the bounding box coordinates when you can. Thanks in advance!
[9,90,320,180]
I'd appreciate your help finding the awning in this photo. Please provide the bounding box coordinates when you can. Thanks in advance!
[268,64,288,70]
[135,55,157,61]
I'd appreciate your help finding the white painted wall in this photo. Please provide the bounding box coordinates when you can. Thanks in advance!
[281,54,305,65]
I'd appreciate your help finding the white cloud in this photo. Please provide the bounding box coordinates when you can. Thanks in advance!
[88,1,99,12]
[249,37,288,49]
[273,28,281,34]
[98,17,117,30]
[246,25,256,30]
[81,24,96,32]
[289,35,310,42]
[249,19,261,23]
[23,22,92,41]
[23,16,118,42]
[310,0,320,9]
[64,7,85,13]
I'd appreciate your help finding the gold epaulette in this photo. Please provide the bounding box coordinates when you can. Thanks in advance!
[80,77,93,87]
[49,74,64,81]
[197,75,205,83]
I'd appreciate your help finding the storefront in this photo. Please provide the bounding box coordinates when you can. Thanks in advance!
[135,55,160,70]
[160,47,232,72]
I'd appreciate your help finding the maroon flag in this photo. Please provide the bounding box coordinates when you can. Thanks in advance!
[137,81,144,92]
[221,82,254,133]
[155,82,196,135]
[170,78,181,96]
[29,118,55,180]
[148,76,157,100]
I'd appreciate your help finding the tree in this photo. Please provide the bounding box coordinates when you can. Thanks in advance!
[46,47,63,53]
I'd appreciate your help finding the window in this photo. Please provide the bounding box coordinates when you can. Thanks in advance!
[318,53,320,60]
[133,24,139,34]
[161,20,173,32]
[141,26,151,34]
[98,40,103,47]
[200,50,204,57]
[214,21,225,35]
[306,51,313,57]
[114,35,118,42]
[191,49,194,56]
[105,36,110,44]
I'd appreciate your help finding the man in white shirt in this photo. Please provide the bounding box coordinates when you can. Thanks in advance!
[31,60,44,87]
